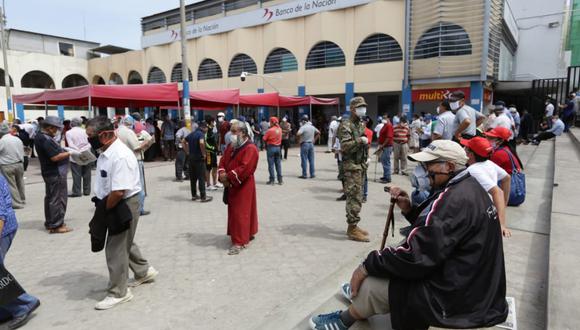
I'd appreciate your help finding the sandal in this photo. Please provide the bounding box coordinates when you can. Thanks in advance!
[49,225,73,234]
[227,245,244,255]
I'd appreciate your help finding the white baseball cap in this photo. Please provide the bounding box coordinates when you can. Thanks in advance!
[408,140,468,166]
[217,112,225,117]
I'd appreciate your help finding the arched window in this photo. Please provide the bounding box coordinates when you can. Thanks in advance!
[414,23,472,60]
[306,41,346,70]
[92,75,106,85]
[147,67,167,83]
[198,59,223,80]
[21,70,55,89]
[109,73,123,85]
[170,63,193,82]
[264,48,298,74]
[127,71,143,84]
[62,74,88,88]
[0,69,14,87]
[355,34,403,65]
[228,54,257,77]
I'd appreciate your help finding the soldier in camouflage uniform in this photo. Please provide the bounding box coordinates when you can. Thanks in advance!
[337,96,370,242]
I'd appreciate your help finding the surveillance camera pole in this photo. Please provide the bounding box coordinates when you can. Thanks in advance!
[0,5,13,122]
[179,0,191,129]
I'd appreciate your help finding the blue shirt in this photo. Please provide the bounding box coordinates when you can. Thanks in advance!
[0,174,17,238]
[547,119,565,136]
[185,129,205,160]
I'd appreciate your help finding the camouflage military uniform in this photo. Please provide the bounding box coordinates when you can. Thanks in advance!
[337,116,368,225]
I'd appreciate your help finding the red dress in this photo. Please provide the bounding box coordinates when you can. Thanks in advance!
[218,141,259,246]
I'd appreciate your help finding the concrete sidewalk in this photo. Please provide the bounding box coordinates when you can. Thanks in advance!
[260,142,553,330]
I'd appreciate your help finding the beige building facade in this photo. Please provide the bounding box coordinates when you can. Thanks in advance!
[88,0,406,122]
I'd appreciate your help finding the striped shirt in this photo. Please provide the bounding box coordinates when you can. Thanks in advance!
[393,124,410,144]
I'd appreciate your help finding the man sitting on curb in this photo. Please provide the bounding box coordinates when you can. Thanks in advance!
[309,140,508,330]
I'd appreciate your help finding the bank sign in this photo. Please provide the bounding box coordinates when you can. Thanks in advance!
[141,0,372,48]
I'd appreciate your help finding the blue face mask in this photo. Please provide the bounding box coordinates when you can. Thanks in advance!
[410,164,431,192]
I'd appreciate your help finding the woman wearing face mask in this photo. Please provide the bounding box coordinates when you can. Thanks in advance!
[218,120,259,255]
[34,116,76,234]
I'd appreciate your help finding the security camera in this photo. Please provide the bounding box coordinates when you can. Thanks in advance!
[240,72,248,82]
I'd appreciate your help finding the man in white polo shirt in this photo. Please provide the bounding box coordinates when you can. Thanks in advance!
[86,116,158,311]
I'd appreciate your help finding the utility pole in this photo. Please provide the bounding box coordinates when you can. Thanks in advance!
[179,0,191,129]
[0,5,12,122]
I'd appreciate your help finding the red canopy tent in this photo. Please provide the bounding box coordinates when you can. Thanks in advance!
[13,83,180,109]
[239,92,279,107]
[188,89,240,109]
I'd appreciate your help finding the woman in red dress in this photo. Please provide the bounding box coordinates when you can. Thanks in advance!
[218,120,259,255]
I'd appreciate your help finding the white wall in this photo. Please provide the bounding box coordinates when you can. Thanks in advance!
[510,0,568,80]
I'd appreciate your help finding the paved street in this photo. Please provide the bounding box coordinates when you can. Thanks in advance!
[3,143,550,330]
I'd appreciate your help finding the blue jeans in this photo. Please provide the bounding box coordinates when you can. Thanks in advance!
[0,232,39,318]
[380,147,392,181]
[300,142,315,177]
[266,145,283,182]
[138,160,146,213]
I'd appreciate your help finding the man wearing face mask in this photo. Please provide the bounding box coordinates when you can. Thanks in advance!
[34,116,75,234]
[337,97,370,242]
[431,100,455,141]
[449,90,485,140]
[531,114,565,145]
[183,122,213,203]
[86,117,158,310]
[309,140,508,330]
[218,119,259,255]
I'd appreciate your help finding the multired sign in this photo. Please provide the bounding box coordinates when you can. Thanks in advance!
[411,88,470,103]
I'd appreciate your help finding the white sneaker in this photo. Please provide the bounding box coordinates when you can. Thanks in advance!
[215,182,223,188]
[95,289,133,310]
[207,185,218,191]
[128,266,159,288]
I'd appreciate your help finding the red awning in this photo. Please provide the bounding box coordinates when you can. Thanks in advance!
[239,92,280,107]
[189,89,240,109]
[309,96,339,105]
[278,95,310,107]
[13,83,180,108]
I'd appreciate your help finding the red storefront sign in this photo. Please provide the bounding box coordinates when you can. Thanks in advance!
[411,88,471,103]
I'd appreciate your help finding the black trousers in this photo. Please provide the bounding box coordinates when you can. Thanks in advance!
[534,131,556,142]
[282,139,290,159]
[189,159,206,199]
[43,174,67,229]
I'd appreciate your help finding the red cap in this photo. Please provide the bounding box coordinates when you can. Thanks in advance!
[460,137,493,158]
[485,127,511,141]
[270,117,279,124]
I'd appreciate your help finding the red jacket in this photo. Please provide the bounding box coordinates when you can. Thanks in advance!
[263,125,282,146]
[378,122,394,146]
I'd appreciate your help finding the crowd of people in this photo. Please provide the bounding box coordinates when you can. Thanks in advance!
[0,87,575,329]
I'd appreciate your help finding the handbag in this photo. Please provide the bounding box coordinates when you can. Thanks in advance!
[0,263,25,305]
[504,149,526,206]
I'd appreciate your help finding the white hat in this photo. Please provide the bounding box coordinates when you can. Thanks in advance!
[217,112,225,117]
[407,140,468,166]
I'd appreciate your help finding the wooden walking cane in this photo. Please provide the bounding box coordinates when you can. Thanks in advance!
[380,187,396,251]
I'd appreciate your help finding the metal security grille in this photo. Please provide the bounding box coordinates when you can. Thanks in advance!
[264,48,298,74]
[198,59,223,80]
[147,67,167,84]
[408,0,484,80]
[354,34,403,65]
[305,41,346,70]
[487,0,504,79]
[413,23,472,59]
[228,54,258,77]
[171,64,193,82]
[194,4,222,19]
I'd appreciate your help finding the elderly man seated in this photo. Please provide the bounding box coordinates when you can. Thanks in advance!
[310,140,508,330]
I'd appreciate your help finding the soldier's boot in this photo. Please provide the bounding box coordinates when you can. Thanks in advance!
[347,225,370,242]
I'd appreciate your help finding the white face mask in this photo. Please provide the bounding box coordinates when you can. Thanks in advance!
[450,101,461,111]
[218,117,224,122]
[355,107,367,118]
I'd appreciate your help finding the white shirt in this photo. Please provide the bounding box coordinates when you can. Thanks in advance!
[0,134,24,165]
[19,123,36,138]
[374,122,385,137]
[545,103,554,117]
[116,125,142,159]
[65,127,91,153]
[328,120,339,138]
[94,139,141,199]
[467,160,508,196]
